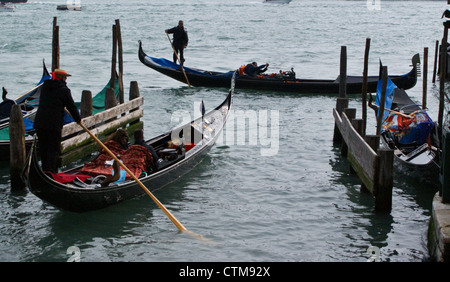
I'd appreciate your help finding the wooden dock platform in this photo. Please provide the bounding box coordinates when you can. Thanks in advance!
[332,44,394,212]
[427,17,450,262]
[428,193,450,262]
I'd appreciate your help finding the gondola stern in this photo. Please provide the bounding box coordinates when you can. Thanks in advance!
[412,53,421,80]
[138,40,146,64]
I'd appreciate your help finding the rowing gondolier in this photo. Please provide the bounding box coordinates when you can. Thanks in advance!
[33,68,81,174]
[165,20,189,65]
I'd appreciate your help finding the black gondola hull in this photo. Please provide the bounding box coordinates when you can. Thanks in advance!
[26,142,214,212]
[24,87,233,212]
[138,41,419,94]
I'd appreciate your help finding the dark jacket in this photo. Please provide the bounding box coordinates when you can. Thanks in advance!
[244,63,268,77]
[33,79,81,132]
[134,138,159,170]
[167,26,189,48]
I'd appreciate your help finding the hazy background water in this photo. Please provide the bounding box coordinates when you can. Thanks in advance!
[0,0,447,262]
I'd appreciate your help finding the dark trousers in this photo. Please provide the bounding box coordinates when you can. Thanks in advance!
[36,129,61,173]
[173,45,184,65]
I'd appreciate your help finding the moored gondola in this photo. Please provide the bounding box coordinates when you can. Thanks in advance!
[369,78,439,177]
[23,76,234,212]
[138,40,419,94]
[0,60,51,129]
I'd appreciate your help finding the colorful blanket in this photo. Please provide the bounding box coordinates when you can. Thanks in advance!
[382,110,434,145]
[79,140,153,180]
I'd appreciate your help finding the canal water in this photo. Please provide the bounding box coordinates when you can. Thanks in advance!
[0,0,446,262]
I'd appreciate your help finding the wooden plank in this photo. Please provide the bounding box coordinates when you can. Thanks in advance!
[333,108,378,184]
[61,96,143,137]
[61,108,143,152]
[341,112,377,178]
[347,151,375,192]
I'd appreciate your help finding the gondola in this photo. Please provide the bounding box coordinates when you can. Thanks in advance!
[23,75,234,213]
[0,60,51,130]
[138,40,419,94]
[369,78,439,175]
[0,72,119,161]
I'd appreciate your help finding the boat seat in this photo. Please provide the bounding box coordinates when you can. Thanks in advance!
[159,148,178,160]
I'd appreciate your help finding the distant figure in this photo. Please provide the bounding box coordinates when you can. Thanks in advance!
[165,20,189,65]
[33,69,81,173]
[244,62,269,77]
[134,129,159,171]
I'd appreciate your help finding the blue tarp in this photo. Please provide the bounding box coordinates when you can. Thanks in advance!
[375,78,397,121]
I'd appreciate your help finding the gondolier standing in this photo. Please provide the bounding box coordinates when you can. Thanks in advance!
[33,69,81,174]
[165,20,189,65]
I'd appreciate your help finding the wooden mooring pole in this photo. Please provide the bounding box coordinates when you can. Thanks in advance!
[376,66,388,136]
[361,38,370,137]
[339,46,347,99]
[440,21,450,203]
[80,90,93,118]
[52,17,59,72]
[438,21,449,135]
[375,149,393,211]
[110,19,124,104]
[110,22,117,90]
[333,46,349,144]
[9,105,26,190]
[115,19,124,104]
[423,47,428,110]
[432,40,438,84]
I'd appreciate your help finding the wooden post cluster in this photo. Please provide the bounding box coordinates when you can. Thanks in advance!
[60,83,143,166]
[333,105,393,212]
[332,43,393,212]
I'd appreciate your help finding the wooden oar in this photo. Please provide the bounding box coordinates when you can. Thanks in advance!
[368,93,416,119]
[368,103,417,119]
[166,32,191,87]
[14,82,44,102]
[77,122,189,231]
